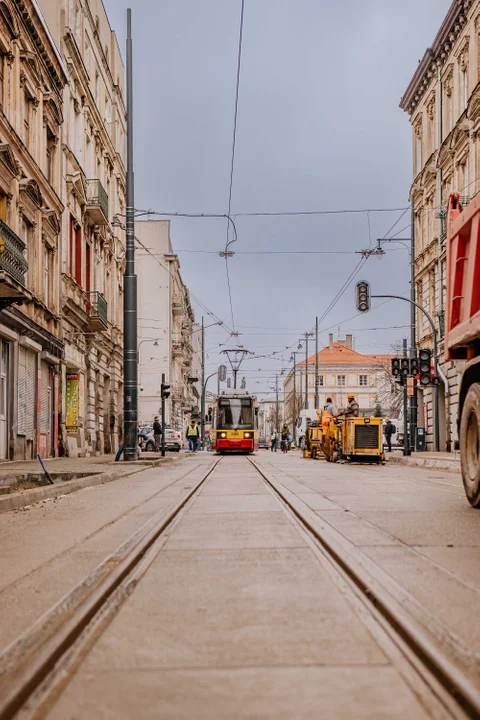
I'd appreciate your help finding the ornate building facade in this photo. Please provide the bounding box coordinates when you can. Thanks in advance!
[39,0,126,456]
[400,0,480,450]
[0,0,67,460]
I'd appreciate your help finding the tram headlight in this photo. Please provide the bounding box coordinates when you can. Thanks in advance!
[244,432,251,438]
[220,432,227,438]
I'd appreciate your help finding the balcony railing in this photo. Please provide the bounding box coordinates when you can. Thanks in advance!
[172,294,184,315]
[86,179,109,225]
[0,219,27,286]
[87,291,108,329]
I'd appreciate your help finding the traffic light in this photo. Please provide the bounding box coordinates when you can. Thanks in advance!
[161,381,170,399]
[356,281,370,313]
[391,358,402,383]
[207,406,213,421]
[400,358,410,380]
[419,349,431,386]
[410,354,419,377]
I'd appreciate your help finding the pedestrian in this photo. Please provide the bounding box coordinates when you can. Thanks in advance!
[153,416,162,452]
[281,426,289,453]
[384,418,394,453]
[186,420,199,453]
[271,429,278,452]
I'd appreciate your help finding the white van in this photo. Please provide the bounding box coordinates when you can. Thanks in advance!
[296,409,317,450]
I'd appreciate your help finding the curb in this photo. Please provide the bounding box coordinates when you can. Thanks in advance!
[387,455,460,472]
[0,455,180,514]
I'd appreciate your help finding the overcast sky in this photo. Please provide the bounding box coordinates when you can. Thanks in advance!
[103,0,451,398]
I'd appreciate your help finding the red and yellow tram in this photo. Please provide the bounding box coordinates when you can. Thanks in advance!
[211,392,259,454]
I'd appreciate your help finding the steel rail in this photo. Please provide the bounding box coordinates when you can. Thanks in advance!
[247,456,480,720]
[0,457,221,720]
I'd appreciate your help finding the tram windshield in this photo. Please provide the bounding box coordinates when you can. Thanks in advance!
[217,398,253,429]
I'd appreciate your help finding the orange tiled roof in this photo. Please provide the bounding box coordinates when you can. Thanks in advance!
[298,342,392,367]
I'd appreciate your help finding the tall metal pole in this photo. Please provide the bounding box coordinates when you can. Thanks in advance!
[292,352,297,444]
[314,317,319,409]
[161,373,166,457]
[402,338,410,457]
[304,335,309,409]
[275,374,279,429]
[409,210,417,453]
[200,317,205,449]
[123,9,138,461]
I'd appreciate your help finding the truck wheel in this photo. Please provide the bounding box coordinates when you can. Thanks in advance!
[332,451,339,463]
[460,383,480,508]
[299,438,305,451]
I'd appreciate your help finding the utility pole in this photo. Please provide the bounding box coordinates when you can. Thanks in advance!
[200,317,205,449]
[161,373,166,457]
[301,332,312,409]
[409,210,417,453]
[314,316,319,409]
[275,374,279,430]
[292,352,297,444]
[402,338,410,456]
[123,9,138,461]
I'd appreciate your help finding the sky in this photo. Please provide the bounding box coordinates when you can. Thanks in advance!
[103,0,452,399]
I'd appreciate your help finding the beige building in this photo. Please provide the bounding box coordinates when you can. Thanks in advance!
[38,0,127,456]
[400,0,480,450]
[283,335,392,427]
[136,220,198,431]
[0,0,67,460]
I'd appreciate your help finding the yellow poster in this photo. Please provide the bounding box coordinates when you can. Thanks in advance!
[66,373,79,434]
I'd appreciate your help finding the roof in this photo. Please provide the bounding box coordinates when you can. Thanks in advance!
[298,342,392,368]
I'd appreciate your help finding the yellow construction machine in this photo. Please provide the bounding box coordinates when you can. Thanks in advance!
[303,410,334,459]
[322,416,385,464]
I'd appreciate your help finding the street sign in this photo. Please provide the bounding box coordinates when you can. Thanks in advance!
[218,364,227,382]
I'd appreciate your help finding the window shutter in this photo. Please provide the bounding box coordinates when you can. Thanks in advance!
[25,350,35,440]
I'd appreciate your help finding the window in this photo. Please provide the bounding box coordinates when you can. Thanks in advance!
[75,225,82,286]
[46,127,56,183]
[44,246,52,306]
[95,71,100,107]
[0,191,6,222]
[21,219,31,282]
[460,63,468,112]
[359,375,368,387]
[318,375,324,387]
[337,375,346,387]
[23,92,31,147]
[0,53,4,106]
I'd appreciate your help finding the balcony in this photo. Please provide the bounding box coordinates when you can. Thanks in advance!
[172,294,183,316]
[0,220,31,309]
[172,341,182,357]
[85,179,109,226]
[86,291,108,330]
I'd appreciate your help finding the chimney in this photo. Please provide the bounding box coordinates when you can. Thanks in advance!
[345,334,353,350]
[329,333,334,352]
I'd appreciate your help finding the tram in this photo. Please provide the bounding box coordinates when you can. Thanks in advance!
[211,392,259,454]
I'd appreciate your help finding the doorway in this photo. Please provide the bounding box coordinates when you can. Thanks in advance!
[0,340,9,459]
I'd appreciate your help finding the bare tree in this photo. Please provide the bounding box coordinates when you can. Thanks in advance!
[375,341,404,418]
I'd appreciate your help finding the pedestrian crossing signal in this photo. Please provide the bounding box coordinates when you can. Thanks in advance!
[161,382,170,399]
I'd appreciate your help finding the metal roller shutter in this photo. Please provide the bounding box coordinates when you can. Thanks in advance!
[18,347,35,439]
[40,361,50,435]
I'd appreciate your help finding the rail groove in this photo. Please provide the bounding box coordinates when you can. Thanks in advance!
[248,456,480,720]
[0,457,221,720]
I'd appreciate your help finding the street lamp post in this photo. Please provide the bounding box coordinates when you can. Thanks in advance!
[191,320,223,450]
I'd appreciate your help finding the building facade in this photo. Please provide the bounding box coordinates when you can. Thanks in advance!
[0,0,67,460]
[283,335,392,427]
[400,0,480,451]
[136,220,198,430]
[39,0,127,457]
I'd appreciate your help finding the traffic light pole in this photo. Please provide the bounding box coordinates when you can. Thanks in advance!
[161,373,166,457]
[123,9,138,461]
[402,338,410,457]
[372,294,439,452]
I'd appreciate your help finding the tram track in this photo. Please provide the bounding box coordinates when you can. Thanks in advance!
[247,455,480,719]
[0,457,221,720]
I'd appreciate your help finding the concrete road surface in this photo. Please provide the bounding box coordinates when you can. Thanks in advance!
[1,451,478,718]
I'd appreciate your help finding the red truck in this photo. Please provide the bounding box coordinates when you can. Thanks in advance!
[447,193,480,506]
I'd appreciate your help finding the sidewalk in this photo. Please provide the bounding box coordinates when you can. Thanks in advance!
[0,451,185,513]
[387,450,460,472]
